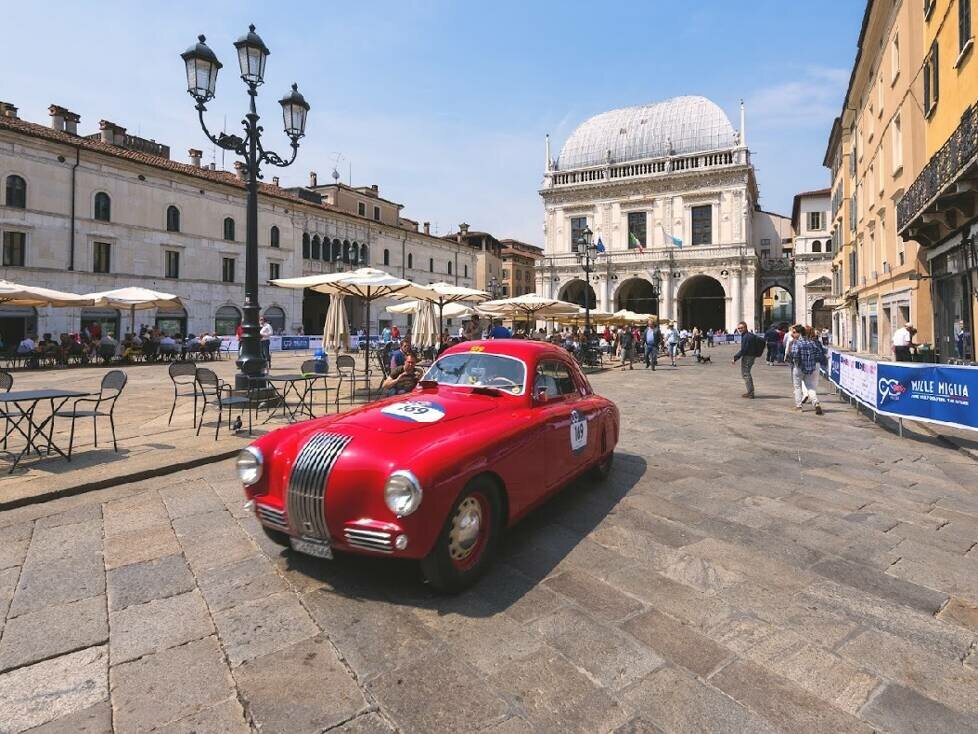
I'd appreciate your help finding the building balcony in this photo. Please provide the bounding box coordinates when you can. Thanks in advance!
[544,148,748,189]
[537,244,755,273]
[898,103,978,245]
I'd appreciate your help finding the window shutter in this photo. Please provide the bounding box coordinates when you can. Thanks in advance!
[932,43,939,104]
[923,58,931,113]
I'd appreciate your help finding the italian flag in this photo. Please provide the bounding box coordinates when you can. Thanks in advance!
[628,232,645,253]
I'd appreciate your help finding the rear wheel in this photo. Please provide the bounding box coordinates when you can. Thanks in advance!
[589,451,614,480]
[261,525,291,547]
[421,477,501,593]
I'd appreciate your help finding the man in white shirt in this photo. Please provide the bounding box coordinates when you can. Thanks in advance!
[892,322,914,362]
[259,317,274,367]
[16,335,36,354]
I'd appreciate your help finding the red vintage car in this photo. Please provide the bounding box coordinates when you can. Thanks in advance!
[237,339,619,591]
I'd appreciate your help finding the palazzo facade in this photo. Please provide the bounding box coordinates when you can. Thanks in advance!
[539,96,770,331]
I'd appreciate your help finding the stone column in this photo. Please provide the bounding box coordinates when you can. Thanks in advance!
[731,270,743,325]
[662,275,674,322]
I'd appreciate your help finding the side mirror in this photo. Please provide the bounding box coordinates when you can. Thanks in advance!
[535,388,549,404]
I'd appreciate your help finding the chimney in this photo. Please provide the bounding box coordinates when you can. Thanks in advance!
[64,111,80,135]
[423,222,430,236]
[188,148,203,168]
[457,222,469,243]
[309,171,318,187]
[272,176,280,186]
[98,120,126,146]
[48,105,67,132]
[233,161,247,180]
[0,102,18,119]
[371,184,378,192]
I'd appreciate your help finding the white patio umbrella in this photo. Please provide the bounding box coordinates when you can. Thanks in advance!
[393,282,489,338]
[478,293,581,321]
[412,298,439,351]
[386,300,478,319]
[272,268,437,392]
[86,287,184,334]
[322,294,349,355]
[0,280,94,307]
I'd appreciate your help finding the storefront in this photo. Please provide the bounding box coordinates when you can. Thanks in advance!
[215,305,241,335]
[80,308,120,339]
[155,307,187,337]
[0,305,37,344]
[928,226,977,362]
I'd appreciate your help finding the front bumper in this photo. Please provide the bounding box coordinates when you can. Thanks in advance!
[254,500,408,556]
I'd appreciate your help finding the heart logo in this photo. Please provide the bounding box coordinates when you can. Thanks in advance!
[878,378,903,401]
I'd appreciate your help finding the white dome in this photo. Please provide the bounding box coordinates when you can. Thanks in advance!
[556,96,737,170]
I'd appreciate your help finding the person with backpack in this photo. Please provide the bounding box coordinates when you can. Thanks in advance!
[787,324,827,414]
[763,325,781,366]
[731,321,764,398]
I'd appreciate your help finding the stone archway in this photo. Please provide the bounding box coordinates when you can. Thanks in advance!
[811,299,832,332]
[614,277,659,315]
[559,279,596,308]
[677,275,725,330]
[760,285,794,328]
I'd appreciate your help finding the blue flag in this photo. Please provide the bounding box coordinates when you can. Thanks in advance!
[595,238,606,253]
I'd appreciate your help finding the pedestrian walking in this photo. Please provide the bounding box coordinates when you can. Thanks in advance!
[787,324,827,414]
[643,319,659,370]
[731,321,764,398]
[763,325,780,365]
[665,323,680,366]
[616,326,635,369]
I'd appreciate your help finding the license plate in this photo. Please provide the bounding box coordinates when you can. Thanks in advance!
[290,536,333,559]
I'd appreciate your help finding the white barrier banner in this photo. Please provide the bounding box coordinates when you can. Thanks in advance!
[838,352,877,406]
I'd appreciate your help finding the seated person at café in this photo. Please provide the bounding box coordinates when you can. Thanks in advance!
[16,334,36,354]
[389,338,412,371]
[159,333,177,354]
[381,354,419,396]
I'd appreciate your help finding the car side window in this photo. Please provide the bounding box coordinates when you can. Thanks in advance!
[534,360,576,398]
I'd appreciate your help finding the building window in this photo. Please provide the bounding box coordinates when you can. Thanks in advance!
[448,261,452,275]
[923,41,939,115]
[358,201,366,216]
[93,241,111,273]
[4,175,26,208]
[627,212,647,248]
[429,257,434,273]
[891,113,903,172]
[408,253,413,269]
[812,240,822,253]
[891,34,900,82]
[961,0,972,53]
[223,217,235,241]
[331,239,341,261]
[691,205,712,245]
[876,74,884,114]
[311,235,321,259]
[270,225,280,248]
[760,238,771,249]
[164,250,180,279]
[302,233,310,258]
[2,231,25,266]
[570,217,587,249]
[269,262,280,281]
[464,264,468,278]
[166,205,180,232]
[94,192,111,222]
[373,205,380,221]
[222,257,235,283]
[807,211,822,231]
[383,248,390,266]
[925,0,935,19]
[360,244,368,265]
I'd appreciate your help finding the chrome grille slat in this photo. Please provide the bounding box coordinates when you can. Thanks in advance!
[344,528,394,554]
[286,432,351,540]
[256,504,288,531]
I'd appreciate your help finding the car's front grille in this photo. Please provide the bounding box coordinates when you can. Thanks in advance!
[255,504,288,532]
[344,527,394,554]
[286,432,351,540]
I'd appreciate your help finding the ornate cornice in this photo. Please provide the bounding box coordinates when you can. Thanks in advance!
[540,167,751,206]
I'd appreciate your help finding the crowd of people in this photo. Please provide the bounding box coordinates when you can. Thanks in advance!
[733,321,828,413]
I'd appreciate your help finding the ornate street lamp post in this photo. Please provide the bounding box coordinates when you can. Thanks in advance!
[573,226,597,362]
[181,26,310,389]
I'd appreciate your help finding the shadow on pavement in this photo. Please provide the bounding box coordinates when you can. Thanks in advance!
[283,451,648,616]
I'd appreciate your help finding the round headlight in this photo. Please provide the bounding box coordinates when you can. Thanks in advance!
[236,447,263,486]
[384,470,423,517]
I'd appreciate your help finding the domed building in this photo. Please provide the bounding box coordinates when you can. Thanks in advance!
[539,95,779,331]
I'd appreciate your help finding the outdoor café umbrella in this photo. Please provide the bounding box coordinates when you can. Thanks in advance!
[322,294,349,355]
[0,280,94,308]
[392,281,489,339]
[272,268,436,395]
[411,298,439,352]
[478,293,581,323]
[86,287,184,334]
[386,300,478,320]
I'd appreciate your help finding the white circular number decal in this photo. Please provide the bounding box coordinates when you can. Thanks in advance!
[570,410,588,453]
[381,400,447,423]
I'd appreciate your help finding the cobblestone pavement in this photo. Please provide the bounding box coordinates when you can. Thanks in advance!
[1,347,977,733]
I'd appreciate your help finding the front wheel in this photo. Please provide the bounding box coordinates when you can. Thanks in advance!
[421,478,501,593]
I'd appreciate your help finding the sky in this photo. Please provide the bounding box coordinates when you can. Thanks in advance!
[4,0,866,244]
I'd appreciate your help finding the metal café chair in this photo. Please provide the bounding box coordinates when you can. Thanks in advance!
[168,361,198,427]
[335,354,366,406]
[195,367,251,439]
[300,359,330,415]
[49,369,127,460]
[0,369,11,448]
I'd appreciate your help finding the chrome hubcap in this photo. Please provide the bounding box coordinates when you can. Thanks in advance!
[449,497,483,561]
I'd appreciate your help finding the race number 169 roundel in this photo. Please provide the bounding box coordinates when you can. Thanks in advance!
[570,410,587,453]
[381,400,446,423]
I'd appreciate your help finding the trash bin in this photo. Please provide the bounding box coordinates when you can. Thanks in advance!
[313,349,328,374]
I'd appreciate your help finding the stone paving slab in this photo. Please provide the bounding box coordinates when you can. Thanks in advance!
[0,351,975,732]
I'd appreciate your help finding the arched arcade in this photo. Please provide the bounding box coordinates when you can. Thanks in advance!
[677,275,725,331]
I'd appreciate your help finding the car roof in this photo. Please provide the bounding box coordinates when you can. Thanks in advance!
[441,339,571,361]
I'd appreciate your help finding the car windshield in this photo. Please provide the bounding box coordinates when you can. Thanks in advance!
[422,353,526,394]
